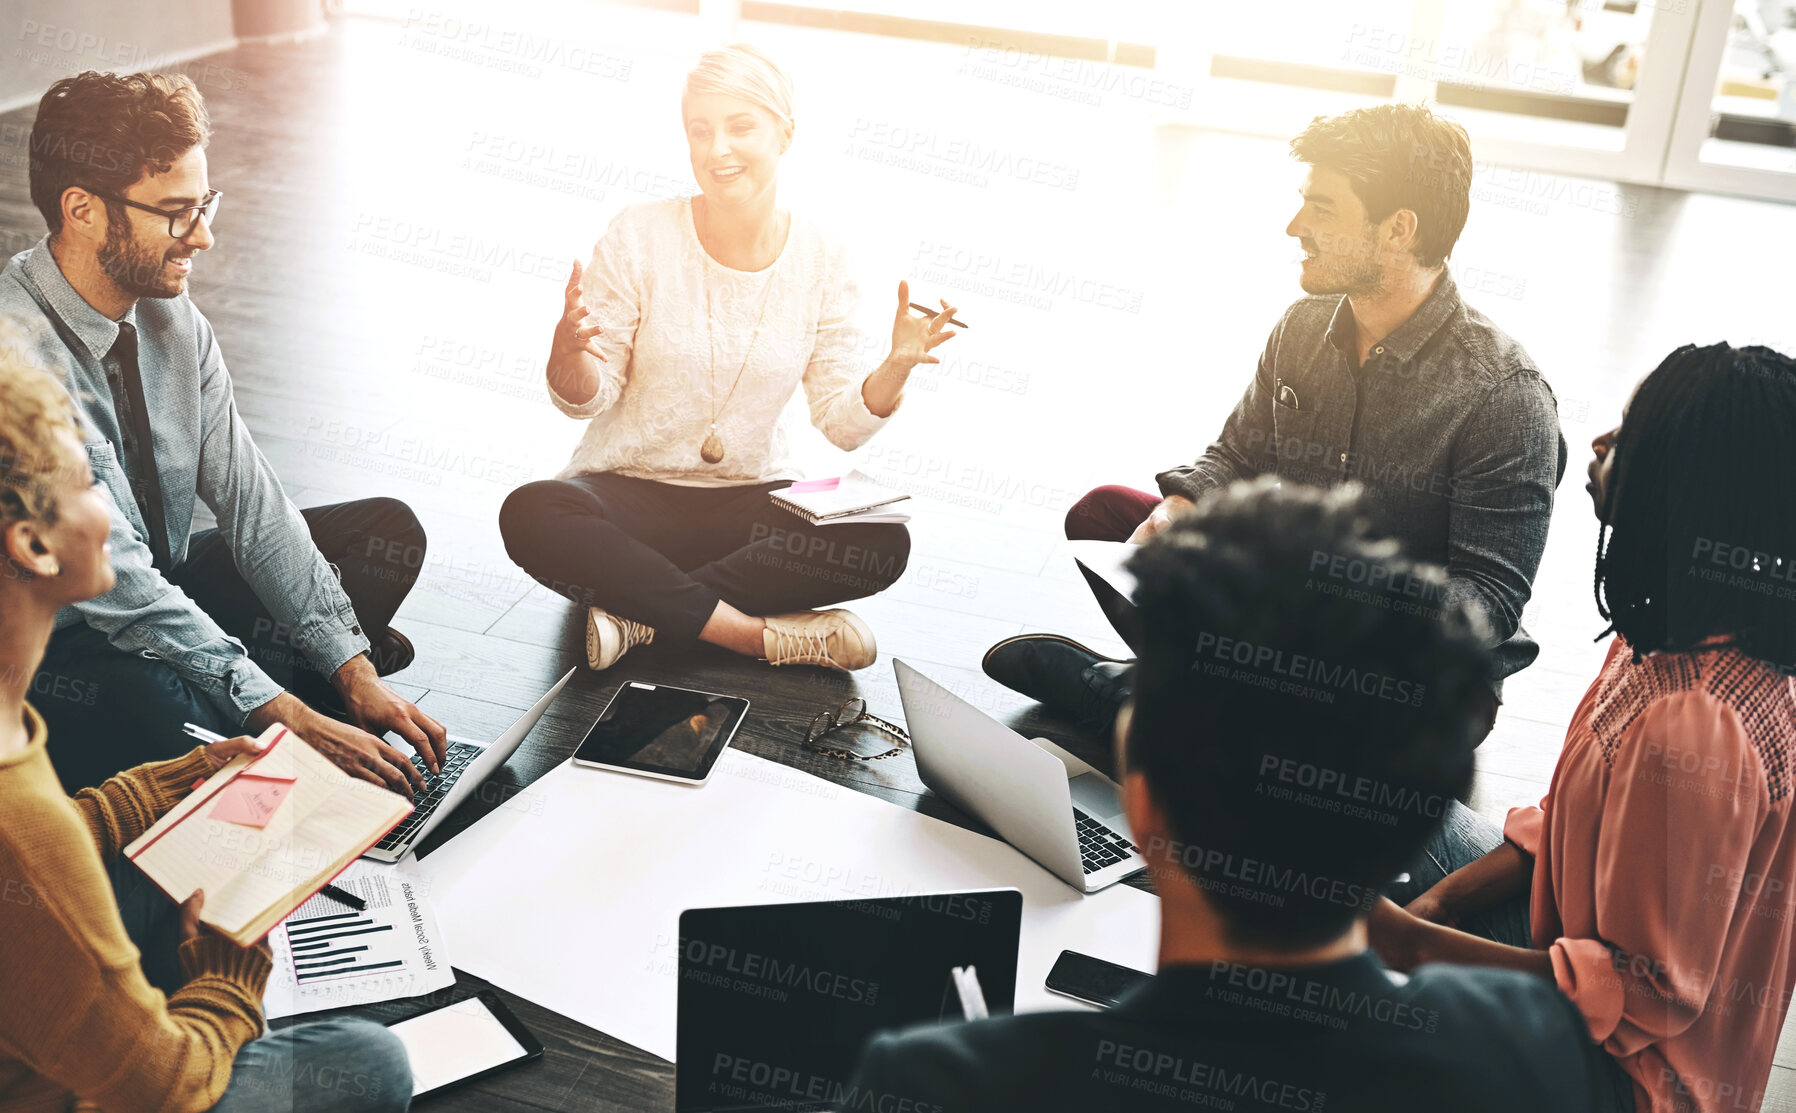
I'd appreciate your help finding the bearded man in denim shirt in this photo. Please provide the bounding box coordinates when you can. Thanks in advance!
[1,72,446,794]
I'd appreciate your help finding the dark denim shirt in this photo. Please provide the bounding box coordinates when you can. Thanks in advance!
[1156,274,1567,695]
[0,238,370,720]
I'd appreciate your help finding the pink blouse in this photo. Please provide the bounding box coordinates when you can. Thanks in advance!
[1506,637,1796,1113]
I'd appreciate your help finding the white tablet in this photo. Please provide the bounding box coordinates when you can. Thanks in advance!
[386,991,542,1100]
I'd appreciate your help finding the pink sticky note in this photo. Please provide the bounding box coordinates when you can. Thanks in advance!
[210,773,297,828]
[787,477,841,493]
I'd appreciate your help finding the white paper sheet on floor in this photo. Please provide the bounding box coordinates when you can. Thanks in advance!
[264,859,455,1019]
[407,748,1159,1061]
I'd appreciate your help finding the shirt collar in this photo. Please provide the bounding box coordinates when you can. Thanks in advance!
[21,235,132,362]
[1117,950,1404,1025]
[1323,270,1464,364]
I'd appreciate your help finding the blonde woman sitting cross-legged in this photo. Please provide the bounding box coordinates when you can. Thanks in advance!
[498,43,957,672]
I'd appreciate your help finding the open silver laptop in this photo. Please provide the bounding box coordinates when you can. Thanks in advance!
[363,667,575,862]
[894,659,1144,893]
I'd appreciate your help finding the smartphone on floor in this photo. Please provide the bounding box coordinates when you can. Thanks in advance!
[1045,949,1153,1009]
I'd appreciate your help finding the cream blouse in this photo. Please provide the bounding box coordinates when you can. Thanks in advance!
[549,196,893,486]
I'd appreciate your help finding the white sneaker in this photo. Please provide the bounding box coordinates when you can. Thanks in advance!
[761,609,877,671]
[586,607,654,671]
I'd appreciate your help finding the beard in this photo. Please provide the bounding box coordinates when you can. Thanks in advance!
[1298,253,1384,298]
[1297,230,1385,298]
[96,217,189,299]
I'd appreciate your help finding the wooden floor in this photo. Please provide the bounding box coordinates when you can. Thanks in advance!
[5,5,1796,1109]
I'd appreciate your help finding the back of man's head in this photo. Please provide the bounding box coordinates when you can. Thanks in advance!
[1124,479,1491,950]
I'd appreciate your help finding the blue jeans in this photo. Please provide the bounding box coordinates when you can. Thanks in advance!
[1389,803,1636,1113]
[39,498,425,793]
[209,1016,413,1113]
[1386,800,1533,948]
[109,857,413,1112]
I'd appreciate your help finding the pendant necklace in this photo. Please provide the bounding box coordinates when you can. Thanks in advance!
[699,207,780,465]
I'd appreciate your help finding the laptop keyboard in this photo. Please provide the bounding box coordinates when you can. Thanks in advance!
[373,742,481,853]
[1075,809,1137,874]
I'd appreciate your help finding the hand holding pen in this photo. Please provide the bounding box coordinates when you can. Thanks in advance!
[889,280,964,372]
[186,722,270,771]
[907,301,968,329]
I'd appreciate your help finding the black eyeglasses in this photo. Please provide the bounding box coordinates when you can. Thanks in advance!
[802,697,910,761]
[97,188,221,239]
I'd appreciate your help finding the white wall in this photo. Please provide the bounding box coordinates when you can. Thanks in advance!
[4,0,237,110]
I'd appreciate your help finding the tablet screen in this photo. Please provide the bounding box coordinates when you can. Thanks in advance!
[573,683,749,780]
[389,997,529,1098]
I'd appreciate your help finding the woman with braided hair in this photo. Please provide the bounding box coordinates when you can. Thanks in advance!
[1372,342,1796,1113]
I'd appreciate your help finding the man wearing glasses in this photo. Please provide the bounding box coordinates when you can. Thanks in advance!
[0,71,446,796]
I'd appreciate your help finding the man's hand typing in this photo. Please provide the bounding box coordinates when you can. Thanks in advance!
[245,691,425,796]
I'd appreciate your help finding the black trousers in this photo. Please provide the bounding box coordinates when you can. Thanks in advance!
[36,497,425,792]
[499,473,911,645]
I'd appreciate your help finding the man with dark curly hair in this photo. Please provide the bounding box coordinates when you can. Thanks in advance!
[0,71,446,794]
[847,481,1632,1112]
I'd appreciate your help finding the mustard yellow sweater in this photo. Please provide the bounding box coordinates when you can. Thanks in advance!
[0,703,272,1112]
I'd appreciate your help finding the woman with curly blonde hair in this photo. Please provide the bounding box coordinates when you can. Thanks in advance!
[0,348,412,1112]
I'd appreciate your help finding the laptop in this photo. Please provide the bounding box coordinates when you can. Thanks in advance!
[1067,539,1144,654]
[675,889,1023,1112]
[894,659,1144,893]
[362,667,575,862]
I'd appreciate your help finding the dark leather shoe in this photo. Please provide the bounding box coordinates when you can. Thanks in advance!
[981,633,1133,734]
[368,627,416,677]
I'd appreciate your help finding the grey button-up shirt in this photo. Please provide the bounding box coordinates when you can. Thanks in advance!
[1157,273,1566,696]
[1,238,370,721]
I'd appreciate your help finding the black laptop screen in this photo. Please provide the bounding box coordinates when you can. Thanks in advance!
[676,890,1023,1112]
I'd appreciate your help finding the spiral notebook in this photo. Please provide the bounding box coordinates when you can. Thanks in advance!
[769,470,911,526]
[123,725,413,946]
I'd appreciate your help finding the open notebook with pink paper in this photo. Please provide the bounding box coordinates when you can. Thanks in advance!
[123,725,413,946]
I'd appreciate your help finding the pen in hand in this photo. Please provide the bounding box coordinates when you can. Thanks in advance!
[183,722,229,745]
[907,302,969,329]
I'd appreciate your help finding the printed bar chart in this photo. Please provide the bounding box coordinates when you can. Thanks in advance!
[286,909,407,981]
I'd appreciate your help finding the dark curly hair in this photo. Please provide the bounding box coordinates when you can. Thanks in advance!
[1124,478,1492,949]
[1290,103,1472,268]
[1595,342,1796,673]
[28,71,211,236]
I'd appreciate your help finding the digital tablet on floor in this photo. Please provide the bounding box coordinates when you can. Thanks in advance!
[386,990,543,1100]
[572,681,750,785]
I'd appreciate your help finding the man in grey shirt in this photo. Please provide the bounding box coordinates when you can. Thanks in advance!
[1,71,446,792]
[990,104,1565,743]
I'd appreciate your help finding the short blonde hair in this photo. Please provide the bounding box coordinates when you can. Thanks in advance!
[0,330,83,530]
[683,44,796,147]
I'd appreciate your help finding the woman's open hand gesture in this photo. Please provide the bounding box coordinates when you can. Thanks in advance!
[548,259,608,405]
